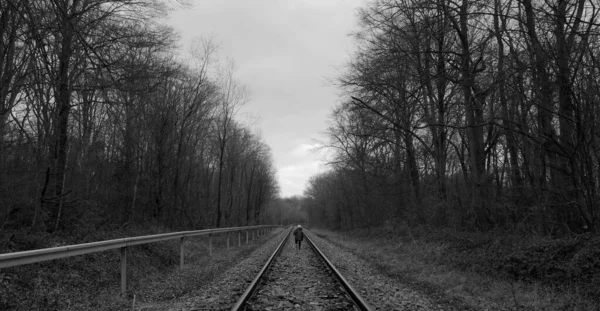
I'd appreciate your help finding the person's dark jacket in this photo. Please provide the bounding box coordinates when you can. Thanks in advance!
[294,228,303,241]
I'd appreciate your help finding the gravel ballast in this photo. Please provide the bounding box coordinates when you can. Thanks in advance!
[246,233,358,310]
[145,227,290,311]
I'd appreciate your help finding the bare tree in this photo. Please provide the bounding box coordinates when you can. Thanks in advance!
[213,61,248,227]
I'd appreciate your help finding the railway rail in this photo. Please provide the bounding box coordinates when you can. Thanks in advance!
[230,227,373,311]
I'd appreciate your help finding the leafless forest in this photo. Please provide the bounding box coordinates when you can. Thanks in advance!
[0,0,280,233]
[304,0,600,235]
[2,0,600,309]
[2,0,600,236]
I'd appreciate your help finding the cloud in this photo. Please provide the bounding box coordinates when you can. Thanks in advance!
[277,160,328,197]
[275,140,332,197]
[291,142,320,157]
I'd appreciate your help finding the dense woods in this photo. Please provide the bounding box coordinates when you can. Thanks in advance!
[2,1,600,308]
[305,0,600,235]
[0,0,279,233]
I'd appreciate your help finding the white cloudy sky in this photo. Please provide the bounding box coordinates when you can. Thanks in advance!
[165,0,362,197]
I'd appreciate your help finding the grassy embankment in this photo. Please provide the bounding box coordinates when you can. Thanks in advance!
[0,225,280,310]
[312,226,600,310]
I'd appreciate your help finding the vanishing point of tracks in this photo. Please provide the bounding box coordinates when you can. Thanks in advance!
[230,227,373,311]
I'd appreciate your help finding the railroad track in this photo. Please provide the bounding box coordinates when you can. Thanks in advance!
[230,227,373,311]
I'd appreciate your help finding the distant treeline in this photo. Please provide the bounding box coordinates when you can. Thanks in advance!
[0,0,279,233]
[305,0,600,234]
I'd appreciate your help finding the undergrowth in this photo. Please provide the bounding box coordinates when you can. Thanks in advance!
[417,227,600,302]
[313,225,600,310]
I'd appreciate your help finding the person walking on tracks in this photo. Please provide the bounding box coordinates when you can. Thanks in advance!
[294,225,304,250]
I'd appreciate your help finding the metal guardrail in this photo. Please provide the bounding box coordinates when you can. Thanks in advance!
[0,224,280,294]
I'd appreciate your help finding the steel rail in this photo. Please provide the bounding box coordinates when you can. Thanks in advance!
[304,230,374,311]
[230,227,373,311]
[0,225,278,269]
[230,226,293,311]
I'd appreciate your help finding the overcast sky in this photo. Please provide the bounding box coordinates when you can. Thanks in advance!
[166,0,362,197]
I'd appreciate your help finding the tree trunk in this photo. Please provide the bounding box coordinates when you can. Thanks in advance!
[494,0,522,195]
[404,129,422,208]
[216,144,225,227]
[451,0,488,228]
[522,0,555,192]
[50,0,78,231]
[245,164,256,225]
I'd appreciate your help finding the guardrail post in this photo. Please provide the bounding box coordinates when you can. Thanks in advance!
[209,235,213,256]
[120,247,127,295]
[179,237,185,270]
[226,232,230,250]
[246,230,249,244]
[252,229,255,240]
[238,231,241,246]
